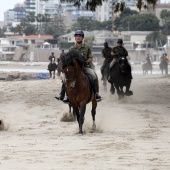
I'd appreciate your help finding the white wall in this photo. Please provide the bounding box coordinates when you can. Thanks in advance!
[0,39,10,45]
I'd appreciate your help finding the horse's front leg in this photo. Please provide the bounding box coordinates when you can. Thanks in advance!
[72,106,79,122]
[110,83,115,94]
[79,103,86,134]
[165,66,168,75]
[114,84,122,100]
[53,71,55,79]
[91,99,97,131]
[125,83,133,96]
[49,71,52,78]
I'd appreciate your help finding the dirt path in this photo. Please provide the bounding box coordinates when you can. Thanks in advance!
[0,65,170,170]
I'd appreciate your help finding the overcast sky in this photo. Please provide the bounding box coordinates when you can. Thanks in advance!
[0,0,169,21]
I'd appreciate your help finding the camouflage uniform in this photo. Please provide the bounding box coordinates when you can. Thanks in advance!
[110,46,128,68]
[70,44,97,80]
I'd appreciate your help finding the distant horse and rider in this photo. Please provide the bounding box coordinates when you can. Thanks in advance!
[142,54,153,75]
[48,52,57,79]
[107,39,133,100]
[100,42,112,90]
[159,53,169,75]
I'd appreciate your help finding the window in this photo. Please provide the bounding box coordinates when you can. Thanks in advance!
[31,40,35,44]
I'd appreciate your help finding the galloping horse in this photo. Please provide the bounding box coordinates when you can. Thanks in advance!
[109,56,133,100]
[159,60,168,75]
[62,50,97,134]
[48,58,57,79]
[142,60,152,74]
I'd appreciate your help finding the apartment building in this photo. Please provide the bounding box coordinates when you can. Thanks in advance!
[4,6,26,25]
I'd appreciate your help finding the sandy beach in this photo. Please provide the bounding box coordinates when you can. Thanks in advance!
[0,62,170,170]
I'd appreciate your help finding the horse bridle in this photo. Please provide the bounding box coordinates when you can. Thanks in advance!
[118,57,127,73]
[64,66,78,90]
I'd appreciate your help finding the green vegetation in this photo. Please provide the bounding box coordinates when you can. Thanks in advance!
[42,0,157,12]
[114,9,160,31]
[72,17,112,31]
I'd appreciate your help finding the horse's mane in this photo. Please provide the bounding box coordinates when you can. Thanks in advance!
[62,49,85,69]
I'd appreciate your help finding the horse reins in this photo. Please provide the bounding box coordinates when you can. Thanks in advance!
[64,66,84,91]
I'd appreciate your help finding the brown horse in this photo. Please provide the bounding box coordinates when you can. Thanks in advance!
[62,50,97,134]
[142,62,152,74]
[159,60,168,75]
[142,57,152,75]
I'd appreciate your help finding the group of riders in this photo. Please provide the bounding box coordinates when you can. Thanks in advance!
[47,30,149,103]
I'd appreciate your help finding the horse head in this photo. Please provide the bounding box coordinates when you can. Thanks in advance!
[118,56,128,73]
[62,51,82,90]
[52,57,55,64]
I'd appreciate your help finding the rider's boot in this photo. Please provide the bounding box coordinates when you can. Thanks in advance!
[100,66,104,80]
[55,82,65,101]
[93,79,102,102]
[108,59,116,83]
[101,74,104,81]
[63,96,69,103]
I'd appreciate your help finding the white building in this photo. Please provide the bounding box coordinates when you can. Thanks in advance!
[43,0,60,15]
[24,0,44,15]
[95,0,112,22]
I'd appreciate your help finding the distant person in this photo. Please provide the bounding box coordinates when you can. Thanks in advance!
[48,52,56,70]
[100,42,112,80]
[146,54,152,64]
[161,53,169,63]
[57,49,66,63]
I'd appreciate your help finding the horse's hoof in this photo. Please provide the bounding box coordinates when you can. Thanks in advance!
[125,91,133,96]
[110,87,115,94]
[92,124,96,131]
[96,98,102,102]
[78,131,83,135]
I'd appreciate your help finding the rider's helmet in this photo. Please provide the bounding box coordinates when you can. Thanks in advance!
[62,49,64,52]
[51,52,54,55]
[74,30,84,37]
[117,39,123,44]
[104,42,108,47]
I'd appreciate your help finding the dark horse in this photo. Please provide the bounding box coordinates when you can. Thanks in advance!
[48,58,57,79]
[109,56,133,100]
[101,58,112,90]
[62,50,97,134]
[142,61,152,74]
[159,60,168,75]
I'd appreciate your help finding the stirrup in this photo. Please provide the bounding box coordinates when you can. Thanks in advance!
[95,93,102,102]
[63,98,69,103]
